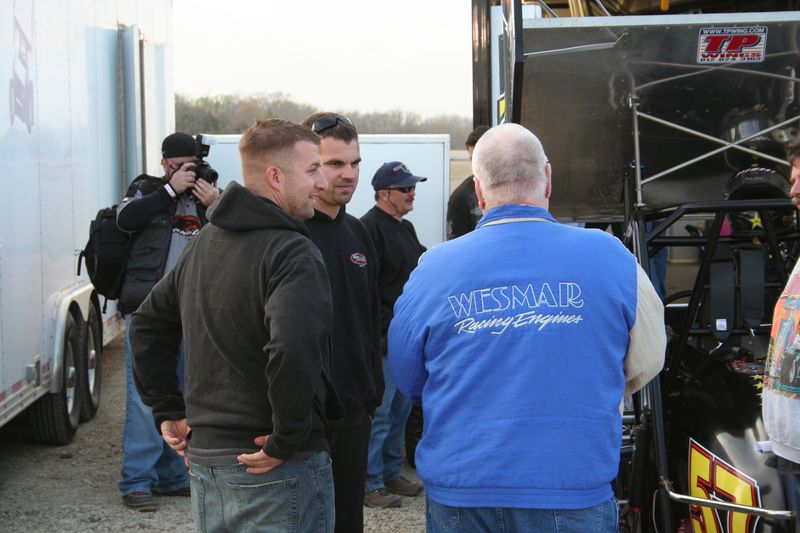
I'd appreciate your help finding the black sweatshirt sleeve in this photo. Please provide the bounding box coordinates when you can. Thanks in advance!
[364,234,384,416]
[262,252,333,460]
[130,267,185,429]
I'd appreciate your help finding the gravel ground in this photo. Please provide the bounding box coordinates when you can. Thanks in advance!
[0,336,425,532]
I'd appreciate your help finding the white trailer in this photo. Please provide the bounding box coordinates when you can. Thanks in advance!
[0,0,175,444]
[205,134,452,249]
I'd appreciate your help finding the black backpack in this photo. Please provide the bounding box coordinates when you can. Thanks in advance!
[78,206,130,306]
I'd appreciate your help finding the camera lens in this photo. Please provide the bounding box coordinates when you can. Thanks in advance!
[193,159,219,183]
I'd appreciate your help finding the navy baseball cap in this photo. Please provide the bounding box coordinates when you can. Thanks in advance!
[161,132,196,159]
[371,161,427,191]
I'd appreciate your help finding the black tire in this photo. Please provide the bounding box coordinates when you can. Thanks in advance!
[29,312,82,445]
[404,405,423,468]
[79,303,102,421]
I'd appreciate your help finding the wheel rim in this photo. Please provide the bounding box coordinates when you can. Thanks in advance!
[65,353,77,415]
[86,308,102,408]
[87,342,97,395]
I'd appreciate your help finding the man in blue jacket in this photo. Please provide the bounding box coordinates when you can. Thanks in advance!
[388,123,666,532]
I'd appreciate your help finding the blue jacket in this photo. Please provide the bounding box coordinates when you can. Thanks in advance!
[388,204,638,509]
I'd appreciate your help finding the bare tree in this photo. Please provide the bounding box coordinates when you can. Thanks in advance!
[176,93,471,147]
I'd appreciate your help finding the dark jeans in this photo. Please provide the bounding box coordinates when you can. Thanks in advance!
[330,411,372,533]
[189,451,334,533]
[426,495,618,533]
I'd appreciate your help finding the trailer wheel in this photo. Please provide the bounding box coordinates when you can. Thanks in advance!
[29,312,82,445]
[404,405,423,468]
[79,303,102,421]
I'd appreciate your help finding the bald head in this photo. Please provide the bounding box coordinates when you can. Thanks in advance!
[471,123,550,209]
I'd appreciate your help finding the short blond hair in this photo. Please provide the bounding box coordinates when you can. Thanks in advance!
[239,119,320,183]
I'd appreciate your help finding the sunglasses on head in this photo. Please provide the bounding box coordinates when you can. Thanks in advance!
[385,185,416,193]
[312,115,355,134]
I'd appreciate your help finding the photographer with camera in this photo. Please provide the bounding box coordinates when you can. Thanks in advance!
[115,132,219,512]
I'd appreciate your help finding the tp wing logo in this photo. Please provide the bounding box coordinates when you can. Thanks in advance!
[698,27,767,64]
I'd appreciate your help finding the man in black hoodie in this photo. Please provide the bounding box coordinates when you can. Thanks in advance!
[302,112,384,531]
[131,119,339,533]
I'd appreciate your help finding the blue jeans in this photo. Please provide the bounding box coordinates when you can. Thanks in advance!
[188,451,335,533]
[119,314,188,496]
[365,357,412,491]
[426,495,619,533]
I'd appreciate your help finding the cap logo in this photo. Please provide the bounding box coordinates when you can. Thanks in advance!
[350,252,367,267]
[393,163,411,174]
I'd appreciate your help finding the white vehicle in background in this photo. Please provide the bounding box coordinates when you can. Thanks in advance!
[0,0,175,444]
[206,133,452,248]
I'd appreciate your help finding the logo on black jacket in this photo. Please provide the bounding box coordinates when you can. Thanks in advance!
[350,252,367,267]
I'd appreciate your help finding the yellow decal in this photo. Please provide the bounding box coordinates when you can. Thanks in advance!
[689,439,761,533]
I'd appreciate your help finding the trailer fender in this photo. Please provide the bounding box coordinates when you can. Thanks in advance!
[47,282,94,393]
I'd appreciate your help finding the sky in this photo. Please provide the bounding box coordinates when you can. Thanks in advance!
[172,0,474,119]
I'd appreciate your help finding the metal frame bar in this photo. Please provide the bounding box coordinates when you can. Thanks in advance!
[646,199,798,391]
[661,478,797,521]
[639,113,798,185]
[631,53,800,93]
[537,0,560,18]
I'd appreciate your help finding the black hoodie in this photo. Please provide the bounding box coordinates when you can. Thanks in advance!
[132,182,338,461]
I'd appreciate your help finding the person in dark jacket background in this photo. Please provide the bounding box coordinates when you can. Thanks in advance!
[116,131,219,511]
[302,112,384,532]
[446,125,489,240]
[131,119,339,532]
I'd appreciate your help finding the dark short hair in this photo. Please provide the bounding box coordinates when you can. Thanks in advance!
[788,136,800,165]
[302,112,358,143]
[466,125,491,149]
[239,118,320,174]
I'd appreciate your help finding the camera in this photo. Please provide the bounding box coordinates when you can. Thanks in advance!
[190,135,219,184]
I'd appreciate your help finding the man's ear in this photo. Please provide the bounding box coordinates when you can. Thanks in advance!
[474,176,487,211]
[265,164,282,189]
[544,162,552,200]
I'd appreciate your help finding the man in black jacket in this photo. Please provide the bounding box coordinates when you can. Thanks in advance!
[116,131,219,511]
[446,125,489,240]
[362,162,427,507]
[131,119,338,532]
[302,112,384,531]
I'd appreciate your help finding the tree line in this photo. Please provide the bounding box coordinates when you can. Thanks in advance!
[176,93,473,149]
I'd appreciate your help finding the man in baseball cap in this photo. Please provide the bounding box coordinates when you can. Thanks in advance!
[161,132,197,159]
[371,161,427,192]
[360,162,427,507]
[370,162,427,220]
